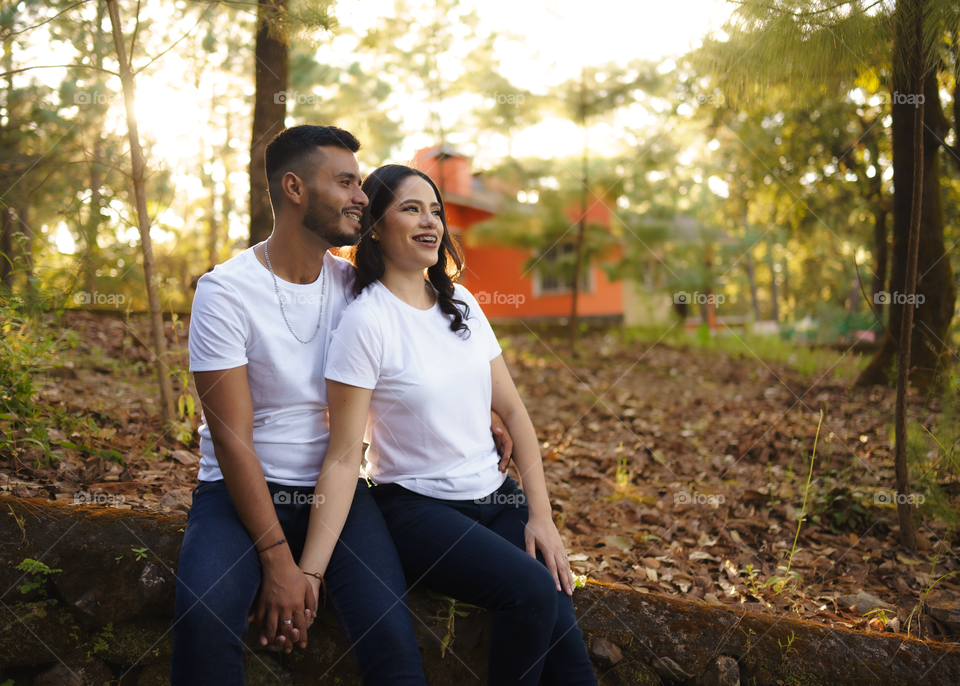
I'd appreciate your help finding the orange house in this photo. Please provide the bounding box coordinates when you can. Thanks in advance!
[412,147,624,322]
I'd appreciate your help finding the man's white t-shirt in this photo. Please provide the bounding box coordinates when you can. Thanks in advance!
[324,281,506,500]
[188,245,355,487]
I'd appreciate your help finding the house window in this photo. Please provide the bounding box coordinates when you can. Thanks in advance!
[535,243,591,295]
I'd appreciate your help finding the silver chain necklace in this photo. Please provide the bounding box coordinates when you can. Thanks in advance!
[264,238,325,345]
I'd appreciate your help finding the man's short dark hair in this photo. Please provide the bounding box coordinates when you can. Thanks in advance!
[264,125,361,213]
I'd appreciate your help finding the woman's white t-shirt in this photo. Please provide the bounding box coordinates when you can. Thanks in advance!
[188,246,355,487]
[324,281,506,500]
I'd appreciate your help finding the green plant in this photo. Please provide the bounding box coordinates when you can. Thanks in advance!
[90,621,114,656]
[906,527,958,638]
[865,607,894,631]
[427,590,477,658]
[607,458,646,504]
[15,558,63,597]
[0,302,62,465]
[8,505,26,543]
[132,547,149,562]
[167,309,197,440]
[778,631,798,658]
[742,564,763,598]
[780,410,824,582]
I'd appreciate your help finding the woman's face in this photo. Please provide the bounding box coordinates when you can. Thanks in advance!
[375,175,444,274]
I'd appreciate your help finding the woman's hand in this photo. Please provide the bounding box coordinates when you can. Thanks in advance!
[524,513,574,596]
[301,571,323,631]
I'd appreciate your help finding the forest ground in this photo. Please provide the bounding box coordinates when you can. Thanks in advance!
[2,310,958,643]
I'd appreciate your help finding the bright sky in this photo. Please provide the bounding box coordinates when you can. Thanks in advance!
[333,0,733,163]
[41,0,733,249]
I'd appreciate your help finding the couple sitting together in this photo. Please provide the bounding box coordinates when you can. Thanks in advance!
[171,124,597,685]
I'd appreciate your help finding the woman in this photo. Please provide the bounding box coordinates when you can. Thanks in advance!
[297,165,597,685]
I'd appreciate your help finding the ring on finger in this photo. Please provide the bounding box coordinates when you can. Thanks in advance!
[281,619,294,626]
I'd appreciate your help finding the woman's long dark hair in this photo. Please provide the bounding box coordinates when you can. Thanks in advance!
[348,164,470,335]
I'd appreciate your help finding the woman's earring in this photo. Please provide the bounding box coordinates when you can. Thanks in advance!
[370,233,379,242]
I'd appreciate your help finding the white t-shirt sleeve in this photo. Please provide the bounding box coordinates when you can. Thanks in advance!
[458,285,502,361]
[325,304,383,390]
[188,273,249,372]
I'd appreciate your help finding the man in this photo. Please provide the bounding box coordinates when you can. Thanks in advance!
[171,125,512,684]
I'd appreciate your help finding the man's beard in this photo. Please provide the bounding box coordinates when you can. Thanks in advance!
[302,192,359,247]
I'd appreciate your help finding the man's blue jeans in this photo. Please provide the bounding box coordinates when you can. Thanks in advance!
[171,479,425,685]
[371,477,597,686]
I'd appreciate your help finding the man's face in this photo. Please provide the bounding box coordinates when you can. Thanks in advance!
[301,146,367,247]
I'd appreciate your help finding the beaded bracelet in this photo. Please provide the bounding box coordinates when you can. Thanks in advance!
[256,538,286,554]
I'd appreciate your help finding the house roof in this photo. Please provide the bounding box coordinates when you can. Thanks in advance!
[417,144,469,161]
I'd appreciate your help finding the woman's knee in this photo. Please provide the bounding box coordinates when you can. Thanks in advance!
[504,564,559,626]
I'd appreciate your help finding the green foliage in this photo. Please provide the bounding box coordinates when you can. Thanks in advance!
[90,621,114,656]
[906,392,960,530]
[427,589,477,658]
[15,558,63,598]
[0,302,64,465]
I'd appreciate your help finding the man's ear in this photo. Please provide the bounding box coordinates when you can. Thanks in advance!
[281,172,305,207]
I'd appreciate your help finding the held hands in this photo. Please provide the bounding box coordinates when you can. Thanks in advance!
[524,513,575,596]
[247,556,317,652]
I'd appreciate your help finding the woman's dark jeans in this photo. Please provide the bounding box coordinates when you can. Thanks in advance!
[171,479,425,685]
[371,476,597,686]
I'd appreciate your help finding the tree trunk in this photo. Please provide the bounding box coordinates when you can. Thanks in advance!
[891,0,924,553]
[248,0,288,247]
[203,156,219,270]
[570,68,587,352]
[85,137,104,295]
[871,201,889,305]
[106,0,176,424]
[856,71,956,393]
[84,1,106,295]
[766,236,779,322]
[0,207,12,286]
[18,203,32,295]
[745,252,761,321]
[1,14,15,288]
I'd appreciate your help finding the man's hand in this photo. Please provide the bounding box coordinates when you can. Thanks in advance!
[491,411,514,472]
[247,552,317,652]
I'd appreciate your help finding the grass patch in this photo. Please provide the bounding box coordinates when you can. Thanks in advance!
[622,324,868,382]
